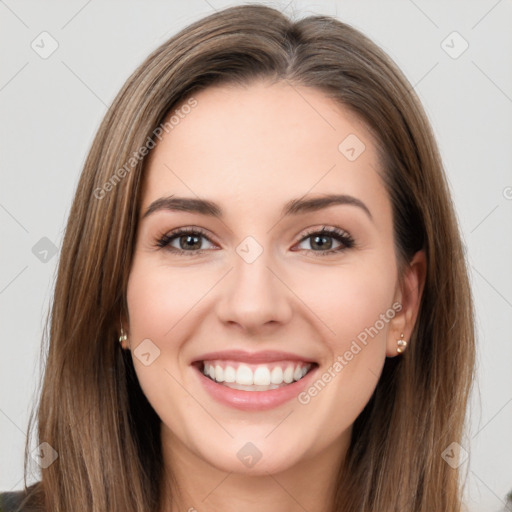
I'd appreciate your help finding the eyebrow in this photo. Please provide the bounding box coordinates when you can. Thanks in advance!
[142,193,373,221]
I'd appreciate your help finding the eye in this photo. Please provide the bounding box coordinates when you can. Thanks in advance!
[154,225,355,257]
[293,226,355,256]
[155,227,217,256]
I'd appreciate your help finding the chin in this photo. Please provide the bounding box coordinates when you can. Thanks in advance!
[193,434,307,475]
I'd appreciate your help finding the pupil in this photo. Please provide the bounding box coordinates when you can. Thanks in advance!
[312,235,332,250]
[181,234,201,250]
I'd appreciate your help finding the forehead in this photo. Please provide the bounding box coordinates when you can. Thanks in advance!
[141,80,388,221]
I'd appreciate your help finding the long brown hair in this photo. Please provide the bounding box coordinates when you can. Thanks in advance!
[18,4,475,511]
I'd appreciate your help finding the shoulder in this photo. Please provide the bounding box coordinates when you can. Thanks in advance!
[0,483,41,512]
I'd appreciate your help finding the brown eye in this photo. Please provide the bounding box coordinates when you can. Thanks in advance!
[294,227,354,256]
[156,227,216,255]
[176,233,203,251]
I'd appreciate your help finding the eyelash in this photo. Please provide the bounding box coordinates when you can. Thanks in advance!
[154,225,355,257]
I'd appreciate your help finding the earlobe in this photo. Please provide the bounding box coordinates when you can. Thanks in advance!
[119,327,129,350]
[118,312,131,350]
[386,249,427,357]
[396,333,407,353]
[118,309,131,350]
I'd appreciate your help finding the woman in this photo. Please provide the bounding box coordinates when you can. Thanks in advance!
[0,3,475,511]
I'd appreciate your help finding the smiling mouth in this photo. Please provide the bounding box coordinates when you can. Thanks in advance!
[194,360,318,392]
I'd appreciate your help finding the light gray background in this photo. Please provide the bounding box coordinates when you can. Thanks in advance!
[1,1,511,511]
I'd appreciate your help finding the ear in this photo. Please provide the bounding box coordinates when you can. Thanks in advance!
[386,249,427,357]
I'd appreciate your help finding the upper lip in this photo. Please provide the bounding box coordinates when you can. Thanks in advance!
[191,349,317,365]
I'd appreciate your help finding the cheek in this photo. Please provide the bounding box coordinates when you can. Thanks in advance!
[292,259,397,348]
[292,266,396,432]
[126,258,212,340]
[125,259,206,430]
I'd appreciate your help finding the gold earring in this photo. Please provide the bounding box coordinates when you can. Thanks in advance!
[119,327,128,347]
[396,333,407,354]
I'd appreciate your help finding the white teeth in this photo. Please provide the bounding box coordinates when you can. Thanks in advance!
[270,366,283,384]
[215,365,224,383]
[236,364,253,385]
[201,361,312,389]
[283,365,294,383]
[253,366,271,386]
[223,366,236,383]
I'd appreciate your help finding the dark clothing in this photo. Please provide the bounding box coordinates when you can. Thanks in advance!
[0,490,26,511]
[0,484,38,512]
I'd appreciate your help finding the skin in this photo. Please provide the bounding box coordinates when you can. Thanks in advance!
[124,80,426,512]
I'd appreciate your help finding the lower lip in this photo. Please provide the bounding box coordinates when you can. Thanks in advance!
[193,364,318,411]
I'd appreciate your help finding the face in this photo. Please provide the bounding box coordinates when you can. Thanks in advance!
[125,80,415,477]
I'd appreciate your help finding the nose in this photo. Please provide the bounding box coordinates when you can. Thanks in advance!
[215,244,293,334]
